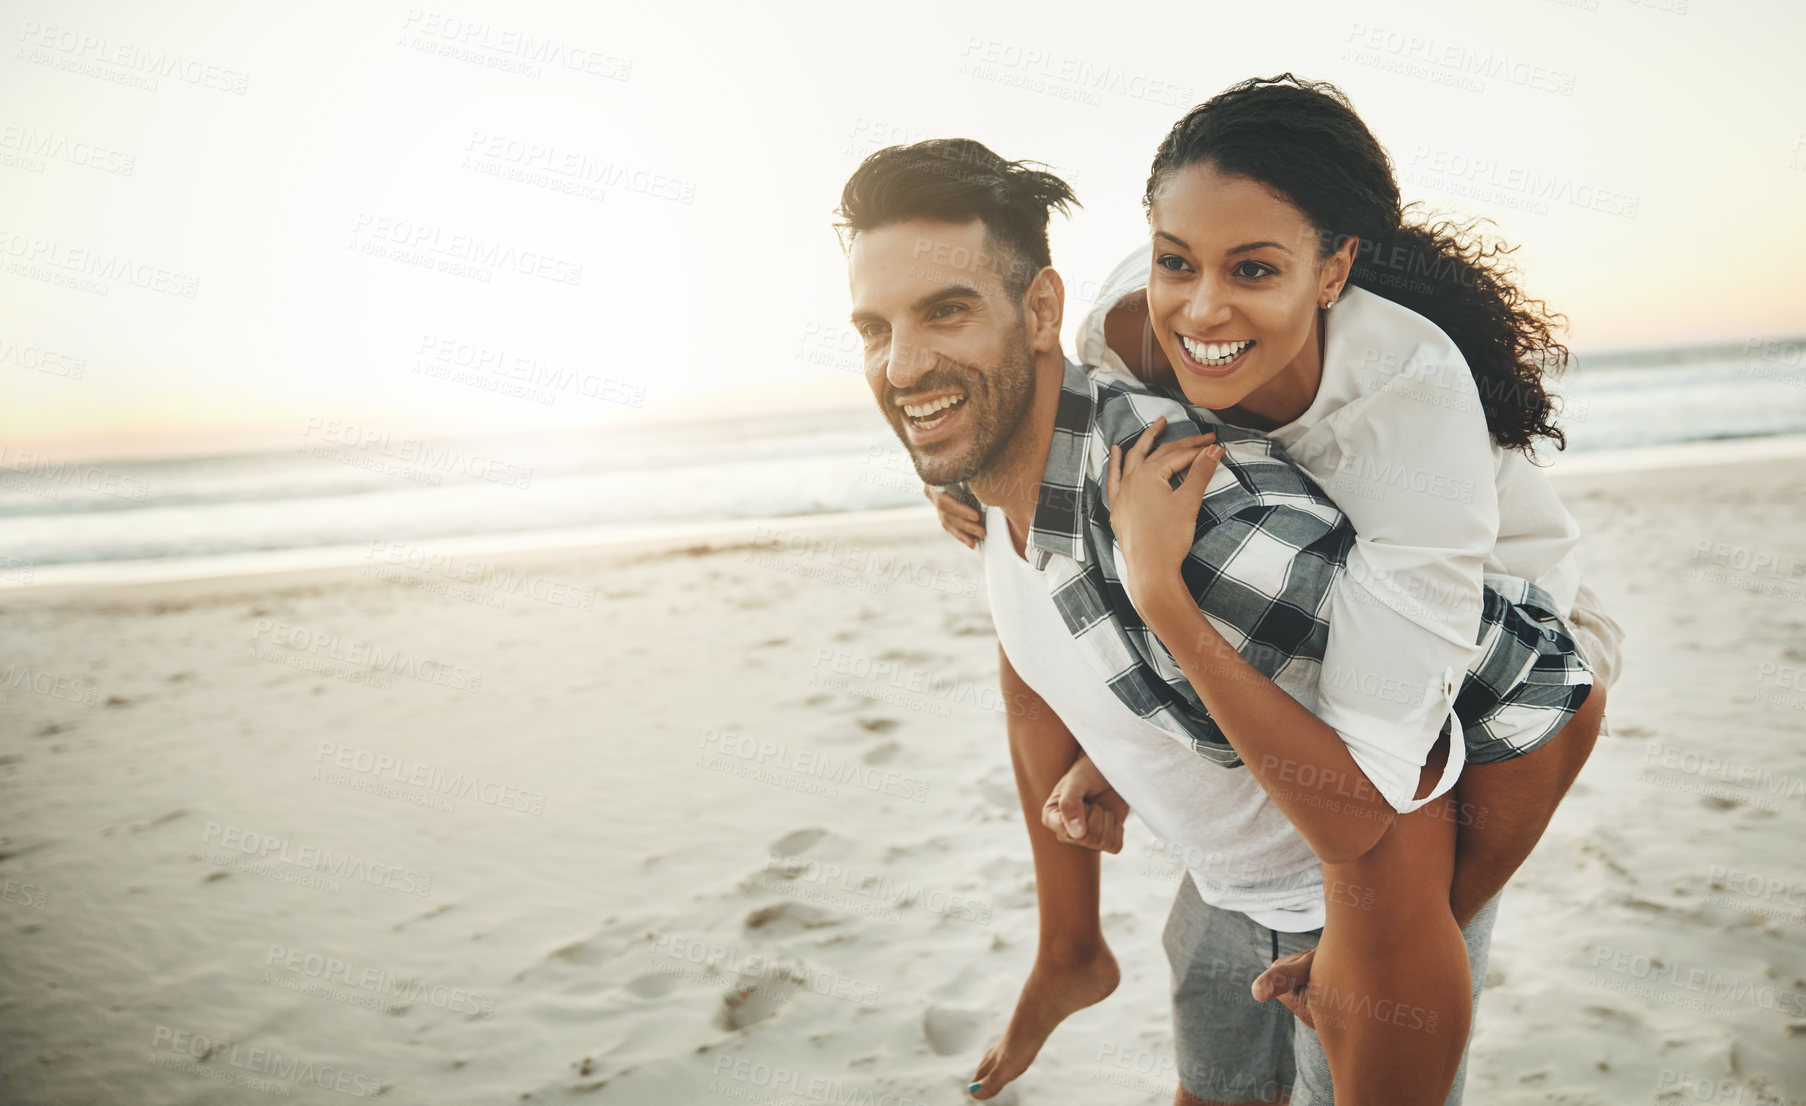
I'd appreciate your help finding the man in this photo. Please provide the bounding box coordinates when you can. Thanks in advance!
[835,138,1603,1105]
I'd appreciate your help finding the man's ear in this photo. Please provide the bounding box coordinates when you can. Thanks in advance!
[1022,266,1065,354]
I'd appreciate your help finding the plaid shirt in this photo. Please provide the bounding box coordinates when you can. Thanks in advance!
[975,356,1591,774]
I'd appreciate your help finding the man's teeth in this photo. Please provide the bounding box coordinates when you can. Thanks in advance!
[903,395,966,420]
[1180,337,1253,366]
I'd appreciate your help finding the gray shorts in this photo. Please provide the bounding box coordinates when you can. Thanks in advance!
[1163,872,1501,1104]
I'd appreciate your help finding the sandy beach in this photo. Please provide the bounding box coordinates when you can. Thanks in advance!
[2,436,1804,1106]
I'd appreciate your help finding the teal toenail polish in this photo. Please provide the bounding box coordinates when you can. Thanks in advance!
[968,1083,982,1092]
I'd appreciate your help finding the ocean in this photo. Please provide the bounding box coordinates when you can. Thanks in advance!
[4,346,1804,580]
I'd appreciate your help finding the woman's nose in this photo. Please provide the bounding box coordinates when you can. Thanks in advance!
[1186,277,1233,330]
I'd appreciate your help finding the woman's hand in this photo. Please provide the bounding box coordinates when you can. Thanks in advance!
[1106,416,1222,610]
[925,484,985,549]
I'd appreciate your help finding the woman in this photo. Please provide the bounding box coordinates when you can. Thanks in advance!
[948,76,1625,1103]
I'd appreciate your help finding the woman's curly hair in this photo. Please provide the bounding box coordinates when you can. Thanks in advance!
[1146,74,1571,454]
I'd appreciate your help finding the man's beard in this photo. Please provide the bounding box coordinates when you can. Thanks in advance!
[888,326,1036,489]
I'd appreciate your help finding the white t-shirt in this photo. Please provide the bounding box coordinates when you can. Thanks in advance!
[1075,242,1583,802]
[982,504,1327,931]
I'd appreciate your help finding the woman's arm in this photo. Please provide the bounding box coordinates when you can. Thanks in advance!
[1108,421,1428,863]
[1101,289,1178,388]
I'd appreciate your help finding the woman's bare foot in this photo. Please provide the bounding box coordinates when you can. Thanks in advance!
[967,943,1120,1099]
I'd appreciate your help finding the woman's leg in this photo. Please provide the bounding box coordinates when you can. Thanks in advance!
[1299,686,1607,1105]
[969,646,1120,1100]
[1448,685,1607,926]
[1309,792,1470,1106]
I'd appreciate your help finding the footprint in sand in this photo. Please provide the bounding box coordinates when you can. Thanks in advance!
[129,810,189,833]
[622,971,680,1000]
[743,901,842,938]
[394,903,454,931]
[857,717,899,734]
[771,828,829,856]
[717,961,808,1030]
[864,742,901,766]
[922,1004,985,1056]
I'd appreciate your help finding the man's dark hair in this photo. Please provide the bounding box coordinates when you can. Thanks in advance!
[835,139,1078,301]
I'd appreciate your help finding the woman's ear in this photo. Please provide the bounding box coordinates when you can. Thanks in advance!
[1323,234,1359,303]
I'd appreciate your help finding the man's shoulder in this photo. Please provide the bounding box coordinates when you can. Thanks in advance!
[1087,375,1344,528]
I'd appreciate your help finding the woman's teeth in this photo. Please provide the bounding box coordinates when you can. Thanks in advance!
[1180,337,1253,366]
[903,394,966,428]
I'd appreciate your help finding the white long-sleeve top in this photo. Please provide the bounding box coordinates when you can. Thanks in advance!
[1076,242,1584,812]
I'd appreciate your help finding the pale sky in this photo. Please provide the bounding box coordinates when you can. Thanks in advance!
[3,0,1803,461]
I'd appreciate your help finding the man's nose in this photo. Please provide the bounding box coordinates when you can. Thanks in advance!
[885,331,936,389]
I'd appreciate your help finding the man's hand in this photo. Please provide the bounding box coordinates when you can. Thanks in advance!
[1251,947,1316,1029]
[1039,754,1129,853]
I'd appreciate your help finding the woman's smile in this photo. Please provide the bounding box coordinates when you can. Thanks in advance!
[1174,335,1256,378]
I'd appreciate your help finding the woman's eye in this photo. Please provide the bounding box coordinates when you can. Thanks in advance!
[1233,261,1274,279]
[1155,254,1189,273]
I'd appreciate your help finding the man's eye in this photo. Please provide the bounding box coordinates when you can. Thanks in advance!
[931,303,963,319]
[1233,261,1274,279]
